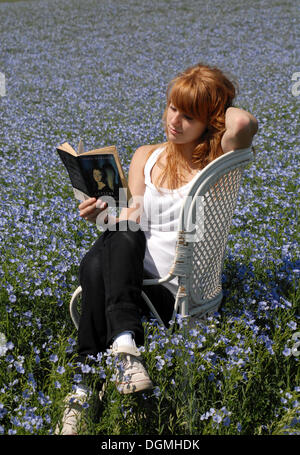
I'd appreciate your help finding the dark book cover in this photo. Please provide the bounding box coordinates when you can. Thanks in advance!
[56,142,131,207]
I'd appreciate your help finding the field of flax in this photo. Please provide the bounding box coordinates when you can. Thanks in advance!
[0,0,299,435]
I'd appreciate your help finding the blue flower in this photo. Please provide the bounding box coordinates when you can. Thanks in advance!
[54,381,61,389]
[155,355,165,371]
[81,364,92,373]
[212,413,222,424]
[0,404,7,419]
[56,366,65,375]
[73,374,82,384]
[189,328,198,337]
[9,294,16,303]
[153,387,161,398]
[223,416,231,427]
[28,373,36,389]
[287,321,297,331]
[6,341,14,350]
[283,347,291,357]
[49,354,58,363]
[15,361,25,374]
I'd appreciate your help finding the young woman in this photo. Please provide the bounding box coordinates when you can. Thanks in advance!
[57,62,258,434]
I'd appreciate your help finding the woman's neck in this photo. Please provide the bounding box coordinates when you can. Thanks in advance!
[176,141,200,169]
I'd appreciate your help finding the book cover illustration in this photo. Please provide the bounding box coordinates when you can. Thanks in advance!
[56,140,131,206]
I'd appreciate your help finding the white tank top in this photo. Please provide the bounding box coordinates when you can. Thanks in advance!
[140,146,202,296]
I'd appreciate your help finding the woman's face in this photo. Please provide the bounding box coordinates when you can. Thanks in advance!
[93,169,102,182]
[166,103,206,147]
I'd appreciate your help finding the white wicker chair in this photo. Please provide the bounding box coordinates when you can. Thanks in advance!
[70,147,254,329]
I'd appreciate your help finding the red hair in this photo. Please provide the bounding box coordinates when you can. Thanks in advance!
[154,63,237,189]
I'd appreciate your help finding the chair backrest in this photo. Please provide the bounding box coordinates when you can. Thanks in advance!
[172,147,254,317]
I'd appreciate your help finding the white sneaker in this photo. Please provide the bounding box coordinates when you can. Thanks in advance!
[112,342,153,394]
[55,390,88,435]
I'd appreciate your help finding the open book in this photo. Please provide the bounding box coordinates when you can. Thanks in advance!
[56,140,131,206]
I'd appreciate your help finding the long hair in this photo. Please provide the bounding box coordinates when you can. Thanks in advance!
[153,63,238,190]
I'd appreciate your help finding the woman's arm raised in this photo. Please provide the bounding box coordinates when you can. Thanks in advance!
[221,107,258,153]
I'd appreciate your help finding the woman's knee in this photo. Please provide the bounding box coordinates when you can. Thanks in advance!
[79,248,102,284]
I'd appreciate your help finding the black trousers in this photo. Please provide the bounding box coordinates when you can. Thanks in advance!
[77,220,175,363]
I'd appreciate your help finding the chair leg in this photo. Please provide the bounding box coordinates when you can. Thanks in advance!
[69,286,82,330]
[141,291,166,327]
